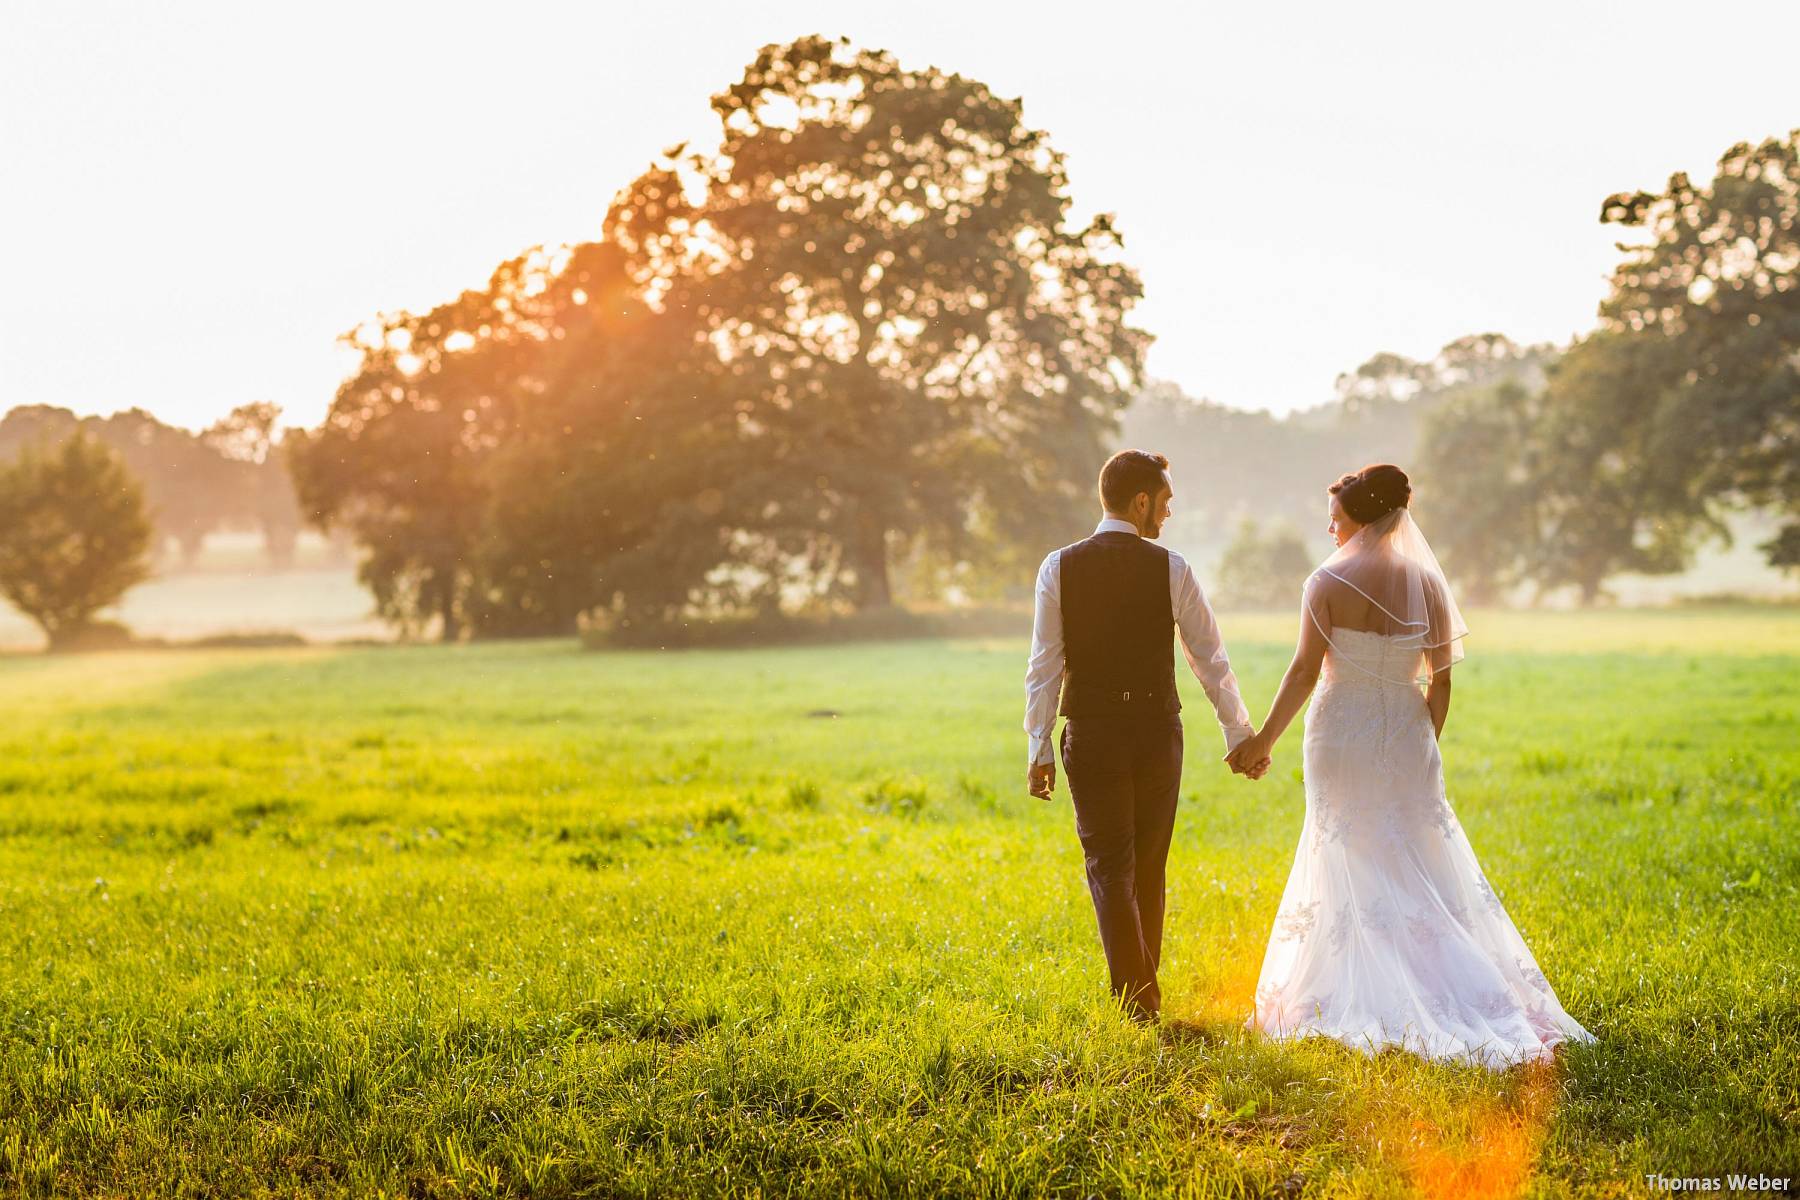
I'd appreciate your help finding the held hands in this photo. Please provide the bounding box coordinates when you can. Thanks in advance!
[1223,731,1273,781]
[1028,760,1056,801]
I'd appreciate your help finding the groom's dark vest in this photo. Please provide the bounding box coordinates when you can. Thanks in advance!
[1058,531,1181,718]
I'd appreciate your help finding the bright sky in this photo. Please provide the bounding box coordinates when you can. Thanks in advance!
[5,1,1796,432]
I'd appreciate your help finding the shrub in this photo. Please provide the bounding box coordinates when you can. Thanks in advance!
[0,432,155,651]
[1212,518,1315,610]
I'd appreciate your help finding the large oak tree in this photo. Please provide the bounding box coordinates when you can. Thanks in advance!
[603,35,1151,612]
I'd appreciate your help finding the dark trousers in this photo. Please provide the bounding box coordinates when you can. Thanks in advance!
[1059,713,1184,1018]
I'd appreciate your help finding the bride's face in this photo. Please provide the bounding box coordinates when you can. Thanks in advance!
[1327,493,1361,547]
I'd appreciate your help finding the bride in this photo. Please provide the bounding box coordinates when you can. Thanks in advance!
[1225,464,1596,1069]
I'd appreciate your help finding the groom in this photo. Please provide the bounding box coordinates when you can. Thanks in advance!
[1024,449,1268,1024]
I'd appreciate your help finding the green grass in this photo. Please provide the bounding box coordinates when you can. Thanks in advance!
[0,608,1796,1196]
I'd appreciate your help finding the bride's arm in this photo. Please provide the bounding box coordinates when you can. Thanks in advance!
[1426,668,1452,738]
[1423,575,1453,739]
[1227,583,1329,769]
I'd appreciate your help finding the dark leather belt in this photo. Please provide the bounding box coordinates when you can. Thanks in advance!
[1061,679,1180,718]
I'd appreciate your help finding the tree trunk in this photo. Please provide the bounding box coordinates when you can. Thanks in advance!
[438,574,460,642]
[849,509,891,609]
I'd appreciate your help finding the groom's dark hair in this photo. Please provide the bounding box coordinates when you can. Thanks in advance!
[1100,449,1170,514]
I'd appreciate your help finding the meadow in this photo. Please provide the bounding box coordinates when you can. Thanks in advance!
[0,607,1795,1197]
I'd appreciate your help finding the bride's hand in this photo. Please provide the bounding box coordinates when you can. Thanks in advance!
[1225,733,1272,779]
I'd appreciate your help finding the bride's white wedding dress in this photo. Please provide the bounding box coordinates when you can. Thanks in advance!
[1246,627,1596,1069]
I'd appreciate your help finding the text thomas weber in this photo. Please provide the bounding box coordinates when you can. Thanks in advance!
[1644,1177,1791,1193]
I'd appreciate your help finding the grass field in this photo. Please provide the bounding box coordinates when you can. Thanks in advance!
[1,608,1796,1197]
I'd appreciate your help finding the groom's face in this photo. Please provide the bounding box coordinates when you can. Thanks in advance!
[1139,473,1173,538]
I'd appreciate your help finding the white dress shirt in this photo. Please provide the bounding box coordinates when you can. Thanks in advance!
[1024,516,1255,766]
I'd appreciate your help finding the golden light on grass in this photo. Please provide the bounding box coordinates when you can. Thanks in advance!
[1386,1056,1563,1200]
[1178,952,1265,1027]
[1176,941,1569,1200]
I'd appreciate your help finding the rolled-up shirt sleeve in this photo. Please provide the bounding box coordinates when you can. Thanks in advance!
[1023,550,1064,766]
[1171,553,1254,751]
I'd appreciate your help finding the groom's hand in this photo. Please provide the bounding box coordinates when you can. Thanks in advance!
[1028,761,1056,801]
[1224,739,1272,780]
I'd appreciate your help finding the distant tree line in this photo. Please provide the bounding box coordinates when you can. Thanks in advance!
[1124,129,1800,606]
[0,401,317,569]
[1117,333,1556,548]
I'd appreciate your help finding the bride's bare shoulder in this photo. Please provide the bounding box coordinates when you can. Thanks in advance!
[1302,569,1345,626]
[1304,568,1346,602]
[1305,569,1380,630]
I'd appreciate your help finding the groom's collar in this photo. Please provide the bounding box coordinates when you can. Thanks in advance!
[1094,516,1141,537]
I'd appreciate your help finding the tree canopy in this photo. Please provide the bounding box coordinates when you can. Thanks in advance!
[1598,129,1800,568]
[603,34,1149,615]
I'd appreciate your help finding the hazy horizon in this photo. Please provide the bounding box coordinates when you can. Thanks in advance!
[5,1,1797,434]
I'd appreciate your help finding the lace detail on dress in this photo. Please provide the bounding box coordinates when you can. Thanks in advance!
[1515,956,1552,994]
[1475,989,1518,1020]
[1255,982,1326,1024]
[1362,894,1397,937]
[1406,910,1446,946]
[1377,802,1411,848]
[1429,785,1458,841]
[1275,899,1320,941]
[1309,782,1352,851]
[1326,901,1353,953]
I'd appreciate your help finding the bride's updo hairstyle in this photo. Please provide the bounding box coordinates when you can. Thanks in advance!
[1329,463,1412,524]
